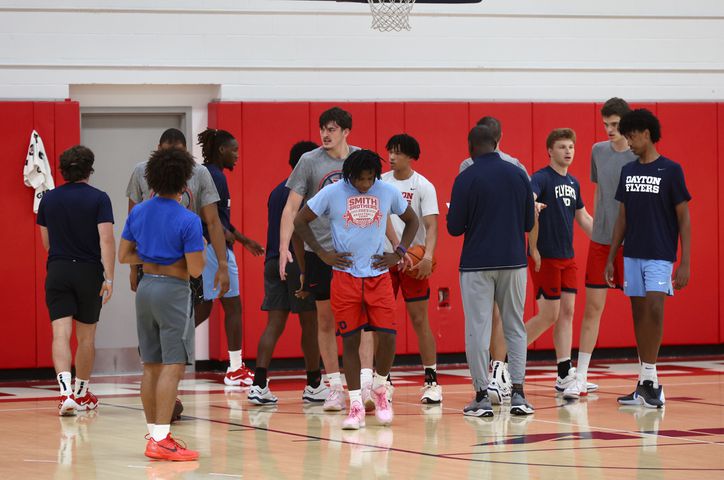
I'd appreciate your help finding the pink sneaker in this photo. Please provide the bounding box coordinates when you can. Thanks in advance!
[342,400,366,430]
[372,385,393,426]
[361,383,375,412]
[323,385,346,412]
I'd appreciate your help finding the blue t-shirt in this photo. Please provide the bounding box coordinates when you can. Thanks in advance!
[37,182,114,265]
[615,156,691,262]
[122,197,204,265]
[307,180,408,278]
[203,163,232,241]
[265,179,290,262]
[531,166,584,259]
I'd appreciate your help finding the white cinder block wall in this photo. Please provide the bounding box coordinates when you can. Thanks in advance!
[1,0,723,102]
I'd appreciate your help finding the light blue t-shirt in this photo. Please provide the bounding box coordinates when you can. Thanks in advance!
[307,180,408,278]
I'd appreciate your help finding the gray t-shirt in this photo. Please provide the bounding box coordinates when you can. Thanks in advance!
[459,149,529,178]
[125,161,220,215]
[286,145,360,251]
[590,141,637,244]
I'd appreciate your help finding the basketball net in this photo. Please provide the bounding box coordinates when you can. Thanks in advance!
[367,0,416,32]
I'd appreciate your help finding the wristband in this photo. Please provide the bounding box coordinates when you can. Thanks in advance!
[104,279,113,285]
[395,244,407,256]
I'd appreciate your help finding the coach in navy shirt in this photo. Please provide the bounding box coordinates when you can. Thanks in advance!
[448,125,535,418]
[607,109,691,409]
[524,128,594,400]
[37,145,115,416]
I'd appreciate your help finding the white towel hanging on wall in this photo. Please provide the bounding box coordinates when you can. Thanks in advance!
[23,130,55,213]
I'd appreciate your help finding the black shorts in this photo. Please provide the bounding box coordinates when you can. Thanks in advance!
[304,251,332,301]
[262,258,316,313]
[139,265,204,306]
[45,260,104,324]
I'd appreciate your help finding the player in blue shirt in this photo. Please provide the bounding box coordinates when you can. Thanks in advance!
[195,129,265,387]
[525,128,593,399]
[295,150,419,430]
[119,147,205,461]
[606,109,691,408]
[247,141,330,406]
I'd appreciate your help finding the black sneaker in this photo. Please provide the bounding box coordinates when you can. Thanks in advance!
[617,381,665,408]
[637,381,664,409]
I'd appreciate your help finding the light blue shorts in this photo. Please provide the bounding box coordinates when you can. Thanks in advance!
[202,243,240,300]
[623,257,674,297]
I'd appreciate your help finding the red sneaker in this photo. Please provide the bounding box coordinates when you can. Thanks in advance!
[58,394,77,416]
[75,391,99,411]
[224,364,254,386]
[145,434,198,461]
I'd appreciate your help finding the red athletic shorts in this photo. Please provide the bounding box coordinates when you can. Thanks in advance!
[528,257,578,300]
[331,271,397,337]
[585,240,624,289]
[389,265,430,302]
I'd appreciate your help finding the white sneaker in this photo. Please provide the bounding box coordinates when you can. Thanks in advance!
[420,382,443,404]
[488,361,512,404]
[386,382,395,404]
[58,395,77,417]
[562,381,581,400]
[248,383,278,405]
[302,383,330,403]
[323,385,346,412]
[555,367,578,392]
[361,382,375,412]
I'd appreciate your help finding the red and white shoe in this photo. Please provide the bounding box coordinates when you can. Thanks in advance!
[75,391,98,411]
[224,364,254,386]
[58,394,77,416]
[145,434,199,461]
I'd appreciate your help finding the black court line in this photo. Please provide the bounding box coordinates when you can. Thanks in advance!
[102,401,724,472]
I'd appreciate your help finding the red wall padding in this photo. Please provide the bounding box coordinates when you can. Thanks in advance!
[0,101,80,369]
[210,101,722,361]
[0,100,718,370]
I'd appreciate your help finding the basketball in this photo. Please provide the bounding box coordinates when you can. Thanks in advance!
[405,244,437,277]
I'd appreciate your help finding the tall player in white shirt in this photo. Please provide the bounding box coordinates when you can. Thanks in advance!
[383,134,442,404]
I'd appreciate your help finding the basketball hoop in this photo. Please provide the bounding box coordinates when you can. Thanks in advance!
[367,0,416,32]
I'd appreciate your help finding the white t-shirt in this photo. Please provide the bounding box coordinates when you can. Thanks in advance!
[381,170,439,251]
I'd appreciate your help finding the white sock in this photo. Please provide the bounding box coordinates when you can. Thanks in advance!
[147,423,155,436]
[373,373,387,389]
[74,378,89,398]
[640,362,658,387]
[577,352,592,379]
[57,372,72,396]
[360,368,373,387]
[348,389,362,405]
[327,372,342,388]
[229,350,242,371]
[152,424,170,442]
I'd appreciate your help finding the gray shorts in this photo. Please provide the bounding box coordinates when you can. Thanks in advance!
[262,257,316,313]
[136,274,194,365]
